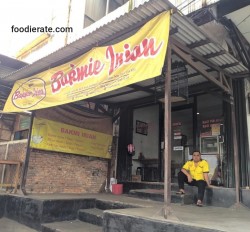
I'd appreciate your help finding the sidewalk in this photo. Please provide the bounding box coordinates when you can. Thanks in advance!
[1,192,250,232]
[109,200,250,232]
[0,218,37,232]
[30,192,250,232]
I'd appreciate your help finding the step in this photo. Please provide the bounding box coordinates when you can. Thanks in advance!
[78,208,104,226]
[41,220,102,232]
[129,189,194,205]
[95,199,137,210]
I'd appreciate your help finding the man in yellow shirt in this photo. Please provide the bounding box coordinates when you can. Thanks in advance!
[176,151,210,206]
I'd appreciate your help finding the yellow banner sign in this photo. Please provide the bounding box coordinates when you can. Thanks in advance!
[30,117,113,159]
[4,11,170,112]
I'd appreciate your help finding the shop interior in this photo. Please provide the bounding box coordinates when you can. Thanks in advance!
[130,93,225,186]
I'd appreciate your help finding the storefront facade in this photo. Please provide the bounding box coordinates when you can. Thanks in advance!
[0,1,249,208]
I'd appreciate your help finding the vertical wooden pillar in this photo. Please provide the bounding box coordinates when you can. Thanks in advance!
[20,112,34,195]
[164,45,172,217]
[14,161,21,194]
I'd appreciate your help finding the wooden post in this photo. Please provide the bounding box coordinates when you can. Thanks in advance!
[0,160,22,194]
[20,112,34,195]
[14,162,21,194]
[0,143,9,189]
[164,45,172,218]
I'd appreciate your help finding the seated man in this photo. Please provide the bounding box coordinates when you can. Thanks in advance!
[176,151,210,207]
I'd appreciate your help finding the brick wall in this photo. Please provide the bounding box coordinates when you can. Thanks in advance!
[0,140,27,161]
[24,106,112,194]
[25,150,108,193]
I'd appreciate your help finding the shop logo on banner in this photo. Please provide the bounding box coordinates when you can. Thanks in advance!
[12,78,46,109]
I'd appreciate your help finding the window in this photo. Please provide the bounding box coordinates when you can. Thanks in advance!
[14,130,29,140]
[84,0,129,28]
[108,0,127,13]
[13,115,31,141]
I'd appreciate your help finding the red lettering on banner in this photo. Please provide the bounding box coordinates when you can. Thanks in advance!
[61,128,80,136]
[106,38,163,75]
[50,37,163,93]
[51,59,104,93]
[12,89,45,100]
[13,90,33,99]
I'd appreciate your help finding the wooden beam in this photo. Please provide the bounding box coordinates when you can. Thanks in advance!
[188,39,210,49]
[220,62,240,69]
[221,73,231,90]
[232,71,250,79]
[130,84,155,94]
[97,104,109,115]
[171,43,232,94]
[203,51,227,59]
[171,38,234,80]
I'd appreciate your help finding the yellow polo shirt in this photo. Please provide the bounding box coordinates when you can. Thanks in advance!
[182,159,209,181]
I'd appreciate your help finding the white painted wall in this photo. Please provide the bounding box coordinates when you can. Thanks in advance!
[20,0,129,63]
[132,104,159,175]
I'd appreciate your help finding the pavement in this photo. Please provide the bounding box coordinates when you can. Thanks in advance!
[109,201,250,232]
[42,220,102,232]
[0,192,250,232]
[0,218,37,232]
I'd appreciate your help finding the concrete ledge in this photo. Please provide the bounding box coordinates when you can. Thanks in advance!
[0,194,141,230]
[204,187,236,207]
[121,182,164,193]
[2,195,97,230]
[242,189,250,208]
[103,211,223,232]
[78,208,103,226]
[95,199,138,210]
[0,195,6,218]
[4,195,43,229]
[41,198,95,223]
[129,189,194,204]
[122,182,241,208]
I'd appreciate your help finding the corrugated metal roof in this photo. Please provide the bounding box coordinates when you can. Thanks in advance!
[1,0,249,105]
[0,54,27,79]
[0,65,16,78]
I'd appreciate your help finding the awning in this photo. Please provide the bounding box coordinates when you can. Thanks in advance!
[1,0,249,108]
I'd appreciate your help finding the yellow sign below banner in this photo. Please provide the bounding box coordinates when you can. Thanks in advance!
[30,117,113,159]
[4,11,171,112]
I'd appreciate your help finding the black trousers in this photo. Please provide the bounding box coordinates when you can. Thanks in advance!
[178,171,207,201]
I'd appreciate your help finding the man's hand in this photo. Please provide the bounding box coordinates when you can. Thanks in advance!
[203,173,210,187]
[187,175,193,183]
[181,168,193,183]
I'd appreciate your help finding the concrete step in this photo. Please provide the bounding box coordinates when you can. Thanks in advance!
[128,189,194,205]
[95,199,136,210]
[41,220,102,232]
[78,208,104,226]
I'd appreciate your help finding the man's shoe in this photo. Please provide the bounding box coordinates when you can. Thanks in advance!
[196,200,203,207]
[176,190,185,195]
